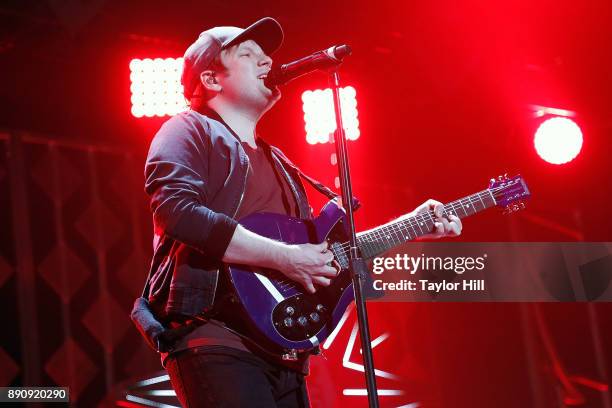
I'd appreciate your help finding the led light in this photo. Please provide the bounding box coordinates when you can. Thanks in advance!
[302,86,359,144]
[534,117,583,165]
[130,57,188,118]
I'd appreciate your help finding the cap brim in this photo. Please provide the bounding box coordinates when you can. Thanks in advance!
[223,17,284,55]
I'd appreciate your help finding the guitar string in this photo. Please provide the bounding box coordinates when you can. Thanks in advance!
[359,195,491,256]
[273,183,516,275]
[362,194,481,245]
[336,191,490,255]
[332,183,521,261]
[279,192,494,291]
[342,183,518,247]
[271,182,522,291]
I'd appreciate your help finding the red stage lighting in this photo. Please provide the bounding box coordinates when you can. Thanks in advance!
[129,58,187,118]
[534,117,583,165]
[302,86,359,145]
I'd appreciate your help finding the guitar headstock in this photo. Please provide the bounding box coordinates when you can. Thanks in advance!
[488,174,531,213]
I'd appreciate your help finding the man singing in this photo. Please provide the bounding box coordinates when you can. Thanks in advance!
[142,17,462,407]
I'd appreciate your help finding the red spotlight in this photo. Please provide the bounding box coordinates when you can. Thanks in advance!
[534,117,583,165]
[129,57,187,118]
[302,86,359,145]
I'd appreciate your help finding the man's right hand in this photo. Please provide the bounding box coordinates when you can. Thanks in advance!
[223,226,339,294]
[275,242,339,294]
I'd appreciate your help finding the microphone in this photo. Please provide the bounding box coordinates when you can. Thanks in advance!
[265,44,352,88]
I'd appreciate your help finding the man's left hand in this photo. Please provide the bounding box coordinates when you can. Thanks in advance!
[409,199,462,238]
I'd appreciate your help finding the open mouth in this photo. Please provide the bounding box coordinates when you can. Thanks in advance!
[258,74,276,92]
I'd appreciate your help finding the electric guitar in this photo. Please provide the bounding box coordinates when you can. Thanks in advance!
[227,175,530,354]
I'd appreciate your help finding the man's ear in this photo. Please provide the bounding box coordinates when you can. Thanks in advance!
[200,70,222,93]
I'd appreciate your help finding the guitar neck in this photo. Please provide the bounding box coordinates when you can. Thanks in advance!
[355,189,497,260]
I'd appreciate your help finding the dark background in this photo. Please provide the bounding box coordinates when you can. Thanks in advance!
[1,1,611,407]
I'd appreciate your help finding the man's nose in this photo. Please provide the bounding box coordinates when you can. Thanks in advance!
[259,54,272,68]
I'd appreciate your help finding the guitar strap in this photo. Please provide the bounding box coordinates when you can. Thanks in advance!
[269,145,361,211]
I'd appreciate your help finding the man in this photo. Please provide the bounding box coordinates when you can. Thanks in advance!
[143,17,462,407]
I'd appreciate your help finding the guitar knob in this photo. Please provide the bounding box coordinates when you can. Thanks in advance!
[285,306,295,316]
[297,316,308,327]
[283,317,294,328]
[316,304,326,313]
[309,312,320,323]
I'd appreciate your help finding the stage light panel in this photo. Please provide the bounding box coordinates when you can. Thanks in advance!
[130,57,187,118]
[302,86,360,145]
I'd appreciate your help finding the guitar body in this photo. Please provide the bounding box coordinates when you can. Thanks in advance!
[226,174,530,353]
[227,200,355,351]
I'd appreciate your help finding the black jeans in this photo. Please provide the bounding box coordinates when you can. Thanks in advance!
[166,346,310,408]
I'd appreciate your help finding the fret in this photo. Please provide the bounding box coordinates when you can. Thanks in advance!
[444,205,456,218]
[378,231,388,252]
[393,223,405,243]
[355,236,372,260]
[415,218,425,235]
[461,196,476,216]
[380,225,397,246]
[468,196,478,215]
[421,212,432,232]
[407,219,418,238]
[389,224,403,244]
[476,192,486,211]
[369,238,380,259]
[367,239,379,259]
[457,199,468,217]
[364,232,376,257]
[358,230,384,258]
[422,212,435,232]
[387,225,400,243]
[348,188,506,261]
[366,238,377,258]
[398,220,413,241]
[487,189,496,205]
[420,214,430,229]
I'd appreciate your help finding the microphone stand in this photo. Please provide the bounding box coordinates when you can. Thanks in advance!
[329,69,380,408]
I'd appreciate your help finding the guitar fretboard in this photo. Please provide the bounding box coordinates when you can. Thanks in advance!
[330,189,497,268]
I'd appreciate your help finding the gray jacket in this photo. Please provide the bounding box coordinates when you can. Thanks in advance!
[144,109,311,320]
